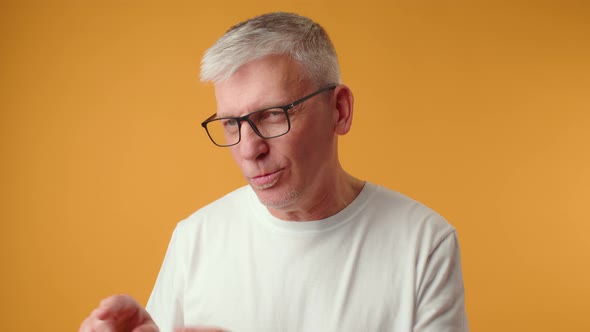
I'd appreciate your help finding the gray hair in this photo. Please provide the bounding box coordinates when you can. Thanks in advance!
[200,12,341,86]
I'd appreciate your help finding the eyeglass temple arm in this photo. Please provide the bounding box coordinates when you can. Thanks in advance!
[289,83,338,108]
[201,113,217,127]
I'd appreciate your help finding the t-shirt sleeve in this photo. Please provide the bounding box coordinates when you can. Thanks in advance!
[414,231,469,331]
[146,223,186,332]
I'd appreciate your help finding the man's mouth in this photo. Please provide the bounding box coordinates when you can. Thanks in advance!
[250,169,282,189]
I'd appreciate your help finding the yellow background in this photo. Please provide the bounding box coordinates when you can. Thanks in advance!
[2,0,589,331]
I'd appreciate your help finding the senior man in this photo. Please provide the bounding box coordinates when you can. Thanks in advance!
[80,12,468,332]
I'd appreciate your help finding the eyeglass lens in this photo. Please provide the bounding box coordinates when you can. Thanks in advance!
[205,108,290,146]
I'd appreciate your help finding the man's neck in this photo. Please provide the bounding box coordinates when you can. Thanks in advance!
[267,173,365,221]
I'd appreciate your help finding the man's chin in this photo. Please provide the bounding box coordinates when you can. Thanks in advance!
[252,186,300,210]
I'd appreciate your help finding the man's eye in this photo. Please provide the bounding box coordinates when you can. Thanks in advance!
[260,109,285,121]
[265,111,281,117]
[222,119,238,127]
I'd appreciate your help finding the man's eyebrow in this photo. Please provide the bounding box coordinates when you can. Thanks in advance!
[215,111,232,118]
[216,100,291,118]
[259,97,300,111]
[215,108,242,118]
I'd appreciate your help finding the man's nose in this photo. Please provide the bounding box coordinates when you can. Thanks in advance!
[237,121,269,160]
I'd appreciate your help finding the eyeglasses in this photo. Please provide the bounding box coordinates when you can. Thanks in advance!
[201,83,337,147]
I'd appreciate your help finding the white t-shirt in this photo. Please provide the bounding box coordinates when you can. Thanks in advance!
[147,183,468,332]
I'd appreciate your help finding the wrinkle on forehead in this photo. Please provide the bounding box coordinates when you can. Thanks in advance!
[214,55,310,117]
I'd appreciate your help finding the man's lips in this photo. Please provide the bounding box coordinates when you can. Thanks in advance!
[249,169,282,189]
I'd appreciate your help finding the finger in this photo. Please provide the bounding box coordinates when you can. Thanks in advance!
[91,319,115,332]
[80,309,117,332]
[175,328,226,332]
[133,324,160,332]
[96,294,137,319]
[79,317,91,332]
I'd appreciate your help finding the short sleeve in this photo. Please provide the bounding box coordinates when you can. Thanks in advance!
[146,224,186,332]
[415,231,469,331]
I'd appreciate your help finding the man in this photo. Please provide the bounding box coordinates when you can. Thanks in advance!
[80,12,468,332]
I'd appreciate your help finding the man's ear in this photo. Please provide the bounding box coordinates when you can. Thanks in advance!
[333,84,354,135]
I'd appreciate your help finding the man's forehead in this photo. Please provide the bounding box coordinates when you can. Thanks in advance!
[213,83,296,117]
[220,55,306,85]
[213,56,309,115]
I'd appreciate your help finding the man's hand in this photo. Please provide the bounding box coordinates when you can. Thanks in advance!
[174,329,226,332]
[79,294,159,332]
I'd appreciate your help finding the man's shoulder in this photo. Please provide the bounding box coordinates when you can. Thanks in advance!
[366,183,440,217]
[364,182,456,239]
[203,185,253,210]
[177,185,253,228]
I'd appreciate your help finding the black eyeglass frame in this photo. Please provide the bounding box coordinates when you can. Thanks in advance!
[201,83,338,147]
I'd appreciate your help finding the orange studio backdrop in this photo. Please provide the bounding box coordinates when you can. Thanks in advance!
[1,1,589,331]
